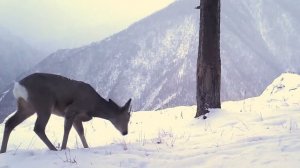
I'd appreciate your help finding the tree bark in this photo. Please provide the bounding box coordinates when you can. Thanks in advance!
[195,0,221,118]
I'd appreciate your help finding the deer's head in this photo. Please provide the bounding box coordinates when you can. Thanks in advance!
[107,98,132,136]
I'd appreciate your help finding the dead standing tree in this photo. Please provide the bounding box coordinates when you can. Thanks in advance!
[195,0,221,118]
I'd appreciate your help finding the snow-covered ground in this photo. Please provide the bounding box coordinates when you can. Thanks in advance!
[1,73,300,168]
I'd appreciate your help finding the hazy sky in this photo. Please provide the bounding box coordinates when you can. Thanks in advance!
[0,0,174,54]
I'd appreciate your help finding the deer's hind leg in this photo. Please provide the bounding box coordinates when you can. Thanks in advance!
[33,104,57,151]
[1,98,34,153]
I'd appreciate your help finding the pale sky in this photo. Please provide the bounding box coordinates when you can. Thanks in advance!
[0,0,174,54]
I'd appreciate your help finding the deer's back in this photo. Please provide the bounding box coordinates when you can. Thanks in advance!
[19,73,99,116]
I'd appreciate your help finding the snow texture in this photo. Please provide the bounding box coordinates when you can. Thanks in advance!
[0,73,300,168]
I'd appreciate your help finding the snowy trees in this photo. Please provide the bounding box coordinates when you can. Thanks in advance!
[195,0,221,118]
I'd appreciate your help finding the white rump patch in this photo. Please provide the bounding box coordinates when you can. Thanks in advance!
[13,82,28,101]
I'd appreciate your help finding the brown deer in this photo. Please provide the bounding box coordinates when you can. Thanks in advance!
[0,73,132,153]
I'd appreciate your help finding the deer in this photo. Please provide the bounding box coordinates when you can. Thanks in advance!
[0,73,132,153]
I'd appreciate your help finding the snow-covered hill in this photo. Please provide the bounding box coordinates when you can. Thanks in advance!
[1,0,300,121]
[0,73,299,167]
[0,27,43,92]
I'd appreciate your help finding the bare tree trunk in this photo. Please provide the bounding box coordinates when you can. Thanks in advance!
[195,0,221,118]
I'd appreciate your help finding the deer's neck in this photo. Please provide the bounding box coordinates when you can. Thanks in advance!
[92,98,113,120]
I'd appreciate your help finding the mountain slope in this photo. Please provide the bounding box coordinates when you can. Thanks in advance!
[0,27,42,92]
[1,0,300,121]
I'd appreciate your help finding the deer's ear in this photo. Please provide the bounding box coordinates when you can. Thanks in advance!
[123,98,132,113]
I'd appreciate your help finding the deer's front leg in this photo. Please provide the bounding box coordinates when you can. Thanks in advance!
[61,110,76,150]
[73,119,89,148]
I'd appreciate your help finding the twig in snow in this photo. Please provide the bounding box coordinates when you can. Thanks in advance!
[26,136,36,150]
[13,143,22,155]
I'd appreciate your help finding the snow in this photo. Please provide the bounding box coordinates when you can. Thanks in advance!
[0,90,9,102]
[1,73,300,167]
